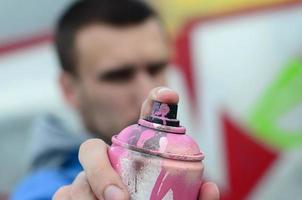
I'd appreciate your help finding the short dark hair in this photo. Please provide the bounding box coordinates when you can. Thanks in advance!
[55,0,158,75]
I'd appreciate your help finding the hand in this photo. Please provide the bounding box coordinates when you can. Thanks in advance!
[53,87,220,200]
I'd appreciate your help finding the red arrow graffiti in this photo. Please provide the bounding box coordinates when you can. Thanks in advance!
[221,114,278,200]
[170,4,302,198]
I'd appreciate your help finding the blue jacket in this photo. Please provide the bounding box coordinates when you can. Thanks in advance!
[11,114,89,200]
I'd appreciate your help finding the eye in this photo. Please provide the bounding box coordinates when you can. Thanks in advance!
[147,61,168,77]
[99,65,136,83]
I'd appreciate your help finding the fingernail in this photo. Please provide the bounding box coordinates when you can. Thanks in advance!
[157,87,172,95]
[104,185,125,200]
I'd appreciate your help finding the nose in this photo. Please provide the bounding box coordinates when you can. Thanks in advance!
[134,70,155,104]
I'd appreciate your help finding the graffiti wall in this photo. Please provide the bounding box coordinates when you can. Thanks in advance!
[154,0,302,199]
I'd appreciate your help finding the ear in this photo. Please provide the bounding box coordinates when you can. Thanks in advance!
[59,71,80,109]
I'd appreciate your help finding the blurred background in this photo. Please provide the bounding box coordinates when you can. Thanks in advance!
[1,0,302,200]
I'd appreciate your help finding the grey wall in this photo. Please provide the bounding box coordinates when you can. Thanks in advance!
[0,0,72,44]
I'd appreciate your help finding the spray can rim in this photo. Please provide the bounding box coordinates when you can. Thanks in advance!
[138,119,186,134]
[111,135,204,161]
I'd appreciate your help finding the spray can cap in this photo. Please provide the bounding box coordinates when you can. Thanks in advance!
[144,101,180,127]
[111,100,204,161]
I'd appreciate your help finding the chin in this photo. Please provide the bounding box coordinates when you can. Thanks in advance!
[129,117,139,126]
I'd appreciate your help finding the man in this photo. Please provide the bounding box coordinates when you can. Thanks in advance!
[12,0,219,199]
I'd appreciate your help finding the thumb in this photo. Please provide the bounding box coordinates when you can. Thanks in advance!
[199,182,220,200]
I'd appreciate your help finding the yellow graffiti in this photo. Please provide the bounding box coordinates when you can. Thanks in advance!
[152,0,293,36]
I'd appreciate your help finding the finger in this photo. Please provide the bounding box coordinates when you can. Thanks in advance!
[199,182,220,200]
[70,171,97,200]
[53,185,71,200]
[140,86,179,118]
[79,139,129,200]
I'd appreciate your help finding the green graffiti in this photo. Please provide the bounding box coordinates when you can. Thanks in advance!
[249,59,302,149]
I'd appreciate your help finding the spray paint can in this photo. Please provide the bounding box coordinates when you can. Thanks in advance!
[108,101,204,200]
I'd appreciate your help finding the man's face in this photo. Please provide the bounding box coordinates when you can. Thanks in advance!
[66,18,169,142]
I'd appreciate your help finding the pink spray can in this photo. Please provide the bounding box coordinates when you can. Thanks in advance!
[108,101,204,200]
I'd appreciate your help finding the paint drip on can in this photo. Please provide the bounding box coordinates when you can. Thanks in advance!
[108,101,204,200]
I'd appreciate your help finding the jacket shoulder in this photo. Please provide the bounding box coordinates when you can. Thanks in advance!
[11,168,75,200]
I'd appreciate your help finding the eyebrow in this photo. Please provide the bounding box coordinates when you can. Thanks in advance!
[98,64,136,82]
[146,60,168,70]
[97,59,169,82]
